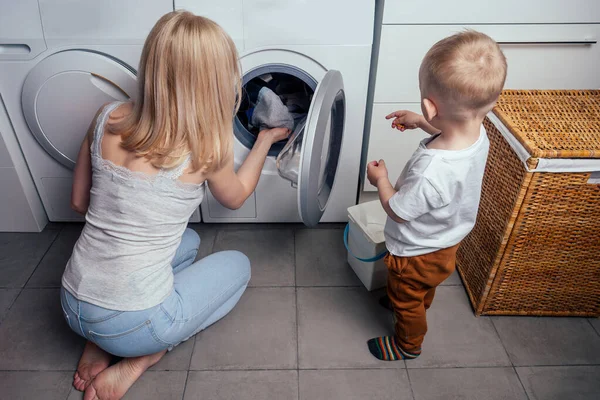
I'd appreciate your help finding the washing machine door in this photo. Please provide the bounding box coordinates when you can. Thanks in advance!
[22,50,137,169]
[296,69,345,227]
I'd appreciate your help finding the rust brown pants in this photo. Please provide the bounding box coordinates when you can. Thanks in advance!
[385,243,460,354]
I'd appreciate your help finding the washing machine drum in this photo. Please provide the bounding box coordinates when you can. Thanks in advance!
[22,50,137,169]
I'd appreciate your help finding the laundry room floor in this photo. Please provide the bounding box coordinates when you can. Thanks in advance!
[0,223,599,399]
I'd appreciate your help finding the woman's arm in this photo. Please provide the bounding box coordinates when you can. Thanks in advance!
[71,107,104,215]
[207,128,289,210]
[71,136,92,215]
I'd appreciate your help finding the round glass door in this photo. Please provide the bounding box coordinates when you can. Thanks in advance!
[297,70,345,227]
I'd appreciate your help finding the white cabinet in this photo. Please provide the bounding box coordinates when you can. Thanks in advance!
[0,101,48,231]
[375,24,600,103]
[363,2,600,192]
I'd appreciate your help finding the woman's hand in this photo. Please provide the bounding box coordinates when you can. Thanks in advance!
[258,127,291,144]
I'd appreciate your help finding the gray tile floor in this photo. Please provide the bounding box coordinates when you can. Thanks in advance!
[0,223,599,400]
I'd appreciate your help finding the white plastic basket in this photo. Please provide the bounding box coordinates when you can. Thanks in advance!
[345,200,388,291]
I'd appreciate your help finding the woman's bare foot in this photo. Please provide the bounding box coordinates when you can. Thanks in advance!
[83,350,166,400]
[73,342,112,392]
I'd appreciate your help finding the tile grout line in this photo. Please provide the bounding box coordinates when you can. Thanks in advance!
[392,277,415,399]
[294,284,363,289]
[0,288,22,326]
[21,225,63,289]
[183,226,211,399]
[10,362,596,374]
[181,370,190,400]
[15,287,65,292]
[405,367,417,400]
[293,229,298,289]
[188,337,198,371]
[513,366,531,400]
[402,311,415,400]
[209,228,218,255]
[586,318,600,337]
[0,226,62,325]
[0,284,392,291]
[0,283,415,290]
[400,363,600,370]
[65,386,75,400]
[183,334,198,399]
[294,230,301,400]
[14,285,63,289]
[490,316,516,367]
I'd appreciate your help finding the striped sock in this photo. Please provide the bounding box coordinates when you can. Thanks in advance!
[367,336,420,361]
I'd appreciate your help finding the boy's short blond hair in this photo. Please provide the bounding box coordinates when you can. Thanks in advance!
[419,30,507,112]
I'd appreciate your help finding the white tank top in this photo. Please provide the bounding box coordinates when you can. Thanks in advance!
[62,102,205,311]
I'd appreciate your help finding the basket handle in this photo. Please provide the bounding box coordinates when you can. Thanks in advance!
[343,224,388,263]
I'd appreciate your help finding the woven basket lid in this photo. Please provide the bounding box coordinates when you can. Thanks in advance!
[492,90,600,159]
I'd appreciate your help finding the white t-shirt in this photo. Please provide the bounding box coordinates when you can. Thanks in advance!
[384,125,490,257]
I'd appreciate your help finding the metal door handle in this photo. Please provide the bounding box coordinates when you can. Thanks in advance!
[0,44,31,54]
[497,40,597,45]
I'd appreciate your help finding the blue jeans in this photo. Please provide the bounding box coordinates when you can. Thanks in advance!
[60,228,250,358]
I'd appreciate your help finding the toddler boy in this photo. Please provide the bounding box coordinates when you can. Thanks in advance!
[366,30,507,361]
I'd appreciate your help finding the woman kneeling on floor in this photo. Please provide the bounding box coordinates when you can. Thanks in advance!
[60,11,290,400]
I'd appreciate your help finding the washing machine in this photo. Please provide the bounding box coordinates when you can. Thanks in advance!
[0,0,201,222]
[176,0,375,226]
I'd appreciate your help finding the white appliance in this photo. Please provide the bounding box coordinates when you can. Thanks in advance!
[176,0,375,226]
[1,0,373,227]
[0,0,200,223]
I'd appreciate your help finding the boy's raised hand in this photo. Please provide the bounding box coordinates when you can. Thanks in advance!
[367,159,388,187]
[385,110,422,132]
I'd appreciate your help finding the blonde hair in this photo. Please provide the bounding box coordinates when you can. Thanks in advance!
[419,30,507,112]
[108,11,241,173]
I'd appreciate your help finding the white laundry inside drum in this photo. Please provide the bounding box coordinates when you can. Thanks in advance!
[234,66,316,157]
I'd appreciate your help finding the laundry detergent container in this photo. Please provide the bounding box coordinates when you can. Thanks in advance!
[458,90,600,317]
[346,200,388,291]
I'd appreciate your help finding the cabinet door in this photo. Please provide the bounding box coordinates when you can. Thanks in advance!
[375,24,600,103]
[363,103,429,192]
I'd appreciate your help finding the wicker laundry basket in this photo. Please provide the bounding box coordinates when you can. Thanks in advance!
[457,90,600,317]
